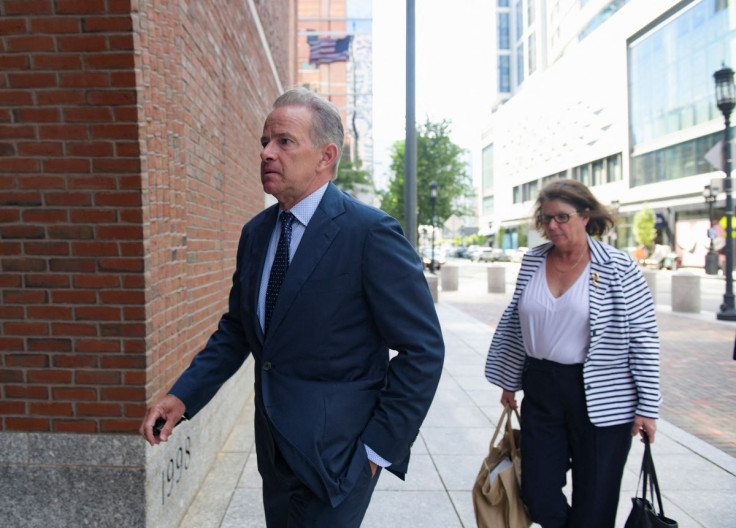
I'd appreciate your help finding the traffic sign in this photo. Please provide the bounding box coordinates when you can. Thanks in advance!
[705,140,736,171]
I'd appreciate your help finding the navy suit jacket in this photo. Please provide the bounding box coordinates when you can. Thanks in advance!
[169,183,444,506]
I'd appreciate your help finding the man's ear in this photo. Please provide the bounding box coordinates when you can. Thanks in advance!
[319,143,339,172]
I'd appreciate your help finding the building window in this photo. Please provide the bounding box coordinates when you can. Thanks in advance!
[516,42,524,84]
[482,144,494,193]
[528,0,535,26]
[606,154,621,183]
[483,196,495,215]
[498,12,510,50]
[513,185,521,203]
[527,33,536,75]
[499,55,511,92]
[498,0,509,6]
[515,0,524,41]
[630,132,719,187]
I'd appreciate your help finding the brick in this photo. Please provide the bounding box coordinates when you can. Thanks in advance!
[110,71,136,87]
[4,0,53,15]
[75,306,120,321]
[0,124,35,139]
[0,306,24,319]
[113,106,138,122]
[85,52,135,69]
[122,306,145,320]
[124,403,146,417]
[24,241,70,256]
[77,403,121,416]
[87,90,136,106]
[84,16,133,32]
[48,225,94,239]
[9,72,57,88]
[0,401,26,414]
[40,124,88,140]
[0,368,24,382]
[32,53,83,70]
[31,17,81,33]
[0,18,28,33]
[64,107,112,121]
[72,241,119,256]
[52,388,97,401]
[0,143,15,155]
[69,175,117,189]
[0,192,42,207]
[3,290,47,304]
[0,91,33,105]
[29,402,73,416]
[51,322,97,336]
[27,370,73,383]
[0,209,20,222]
[119,209,142,223]
[56,0,106,14]
[36,90,85,105]
[6,354,48,367]
[122,339,145,354]
[90,123,137,138]
[53,354,98,368]
[70,209,116,223]
[123,370,145,385]
[0,159,40,172]
[0,54,29,69]
[22,209,68,222]
[43,158,91,173]
[0,225,44,238]
[66,141,114,156]
[101,419,138,432]
[53,420,97,433]
[45,192,92,206]
[59,71,110,88]
[97,225,142,240]
[6,418,49,431]
[108,34,134,51]
[15,108,60,123]
[99,290,144,305]
[5,385,49,399]
[27,305,73,319]
[93,158,139,173]
[73,274,119,289]
[18,142,63,156]
[18,175,67,189]
[57,35,108,52]
[49,258,95,272]
[102,387,145,401]
[27,338,72,352]
[101,355,145,369]
[75,339,120,353]
[99,258,144,272]
[4,321,48,335]
[6,36,55,52]
[95,192,141,207]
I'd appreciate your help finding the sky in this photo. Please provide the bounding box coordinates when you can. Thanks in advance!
[371,0,496,190]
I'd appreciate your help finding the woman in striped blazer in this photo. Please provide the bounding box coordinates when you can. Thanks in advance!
[485,179,661,528]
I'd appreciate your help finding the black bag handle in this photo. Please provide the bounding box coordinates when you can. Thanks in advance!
[636,433,668,519]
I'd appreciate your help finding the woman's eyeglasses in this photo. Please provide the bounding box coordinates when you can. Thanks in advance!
[538,211,579,225]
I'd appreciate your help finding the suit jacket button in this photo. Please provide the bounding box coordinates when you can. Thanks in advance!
[263,361,272,371]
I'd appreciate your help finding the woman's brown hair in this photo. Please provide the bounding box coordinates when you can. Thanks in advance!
[532,179,616,237]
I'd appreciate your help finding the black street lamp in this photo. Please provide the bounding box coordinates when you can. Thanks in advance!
[703,185,719,275]
[714,65,736,320]
[429,180,438,273]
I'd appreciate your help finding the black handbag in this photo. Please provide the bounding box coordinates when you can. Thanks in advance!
[624,434,678,528]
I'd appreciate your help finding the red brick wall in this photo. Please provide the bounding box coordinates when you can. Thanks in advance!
[0,0,293,433]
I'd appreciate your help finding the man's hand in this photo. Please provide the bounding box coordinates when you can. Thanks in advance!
[369,460,378,478]
[139,395,186,446]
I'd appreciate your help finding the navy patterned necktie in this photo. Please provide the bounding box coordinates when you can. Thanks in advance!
[265,211,295,334]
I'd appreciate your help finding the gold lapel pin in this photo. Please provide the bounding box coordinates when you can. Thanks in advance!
[591,272,599,293]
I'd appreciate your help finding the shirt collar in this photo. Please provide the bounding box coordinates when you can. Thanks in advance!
[282,182,329,227]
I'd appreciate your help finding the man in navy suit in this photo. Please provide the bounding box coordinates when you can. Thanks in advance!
[140,88,444,526]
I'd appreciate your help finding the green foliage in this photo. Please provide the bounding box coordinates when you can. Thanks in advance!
[633,206,657,249]
[379,119,474,237]
[334,155,373,193]
[464,234,488,246]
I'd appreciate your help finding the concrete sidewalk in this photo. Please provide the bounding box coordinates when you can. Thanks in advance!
[180,301,736,528]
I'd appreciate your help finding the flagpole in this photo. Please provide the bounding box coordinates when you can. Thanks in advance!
[404,0,417,248]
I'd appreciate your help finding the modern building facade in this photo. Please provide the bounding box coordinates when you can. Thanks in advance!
[481,0,734,267]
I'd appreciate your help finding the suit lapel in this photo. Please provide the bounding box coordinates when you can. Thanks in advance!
[267,184,345,338]
[587,236,611,335]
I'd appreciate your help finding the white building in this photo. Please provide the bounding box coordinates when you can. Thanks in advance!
[480,0,735,267]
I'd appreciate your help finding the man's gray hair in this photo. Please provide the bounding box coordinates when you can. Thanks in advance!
[273,88,344,175]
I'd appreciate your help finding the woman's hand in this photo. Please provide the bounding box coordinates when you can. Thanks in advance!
[501,390,518,410]
[631,415,657,443]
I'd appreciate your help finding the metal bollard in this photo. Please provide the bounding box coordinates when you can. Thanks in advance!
[441,265,459,291]
[487,266,505,293]
[671,272,701,313]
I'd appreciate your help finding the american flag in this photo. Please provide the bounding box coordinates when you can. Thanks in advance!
[308,36,353,65]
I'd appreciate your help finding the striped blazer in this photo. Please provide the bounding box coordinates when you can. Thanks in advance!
[485,236,661,427]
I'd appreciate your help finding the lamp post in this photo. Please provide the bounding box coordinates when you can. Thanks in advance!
[429,180,438,273]
[714,65,736,320]
[703,185,719,275]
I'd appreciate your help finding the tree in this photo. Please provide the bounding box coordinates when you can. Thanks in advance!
[633,206,657,250]
[334,155,373,194]
[380,119,474,238]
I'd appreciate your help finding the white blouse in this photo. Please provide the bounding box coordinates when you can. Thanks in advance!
[518,258,591,364]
